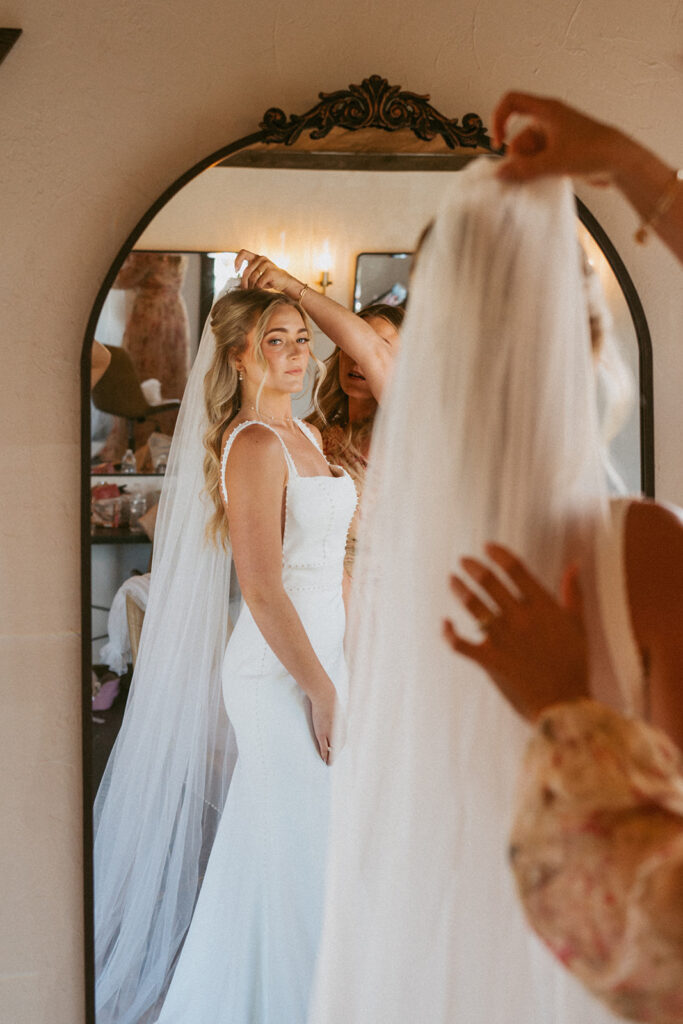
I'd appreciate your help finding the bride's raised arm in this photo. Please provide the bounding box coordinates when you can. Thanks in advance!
[235,248,394,403]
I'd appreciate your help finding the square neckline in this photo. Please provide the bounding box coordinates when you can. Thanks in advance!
[220,418,350,509]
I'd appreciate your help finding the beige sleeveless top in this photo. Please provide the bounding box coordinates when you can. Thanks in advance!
[588,498,646,717]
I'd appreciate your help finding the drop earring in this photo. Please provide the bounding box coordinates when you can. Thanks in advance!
[238,370,243,382]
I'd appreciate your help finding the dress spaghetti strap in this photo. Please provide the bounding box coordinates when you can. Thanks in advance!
[220,421,298,507]
[295,419,349,481]
[295,418,324,454]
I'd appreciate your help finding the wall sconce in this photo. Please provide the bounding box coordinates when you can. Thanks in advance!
[317,239,333,295]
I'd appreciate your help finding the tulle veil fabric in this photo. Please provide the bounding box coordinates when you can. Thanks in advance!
[309,161,621,1022]
[93,284,240,1024]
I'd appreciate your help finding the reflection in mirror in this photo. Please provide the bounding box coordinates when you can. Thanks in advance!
[353,252,412,310]
[578,225,641,494]
[84,86,653,1021]
[88,164,649,784]
[352,238,643,495]
[90,251,214,473]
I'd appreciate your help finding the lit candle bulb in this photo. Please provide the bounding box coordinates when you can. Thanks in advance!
[318,239,333,294]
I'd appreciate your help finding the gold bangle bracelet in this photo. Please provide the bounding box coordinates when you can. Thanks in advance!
[635,168,683,244]
[297,282,310,304]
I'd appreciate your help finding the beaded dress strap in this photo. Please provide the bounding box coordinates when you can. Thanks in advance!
[296,419,353,482]
[220,421,297,507]
[295,418,324,454]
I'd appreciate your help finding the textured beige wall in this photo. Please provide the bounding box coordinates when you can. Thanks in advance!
[1,0,681,1020]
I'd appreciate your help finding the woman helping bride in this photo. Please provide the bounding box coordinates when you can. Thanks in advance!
[94,287,355,1024]
[308,158,683,1024]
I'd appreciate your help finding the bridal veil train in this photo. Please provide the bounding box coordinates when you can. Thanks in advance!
[93,284,239,1024]
[310,160,624,1023]
[94,279,355,1024]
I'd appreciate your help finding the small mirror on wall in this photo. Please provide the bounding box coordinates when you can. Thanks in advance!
[354,252,413,311]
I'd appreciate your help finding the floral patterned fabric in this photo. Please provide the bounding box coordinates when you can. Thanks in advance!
[511,699,683,1023]
[321,424,369,576]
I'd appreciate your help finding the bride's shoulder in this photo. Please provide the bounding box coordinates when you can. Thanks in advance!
[624,498,683,545]
[221,419,285,471]
[623,498,683,606]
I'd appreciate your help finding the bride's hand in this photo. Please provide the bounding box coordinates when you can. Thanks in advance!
[310,687,345,765]
[235,249,300,294]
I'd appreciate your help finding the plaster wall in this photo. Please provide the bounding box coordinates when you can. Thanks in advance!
[1,0,681,1020]
[137,167,463,302]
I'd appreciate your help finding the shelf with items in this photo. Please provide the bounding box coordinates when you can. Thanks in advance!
[91,479,161,538]
[91,471,166,478]
[91,525,153,545]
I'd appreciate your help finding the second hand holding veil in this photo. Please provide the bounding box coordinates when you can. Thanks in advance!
[310,161,621,1023]
[93,282,242,1024]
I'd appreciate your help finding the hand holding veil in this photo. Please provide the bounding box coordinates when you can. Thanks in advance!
[93,283,240,1024]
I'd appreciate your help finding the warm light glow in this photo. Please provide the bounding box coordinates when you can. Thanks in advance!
[318,239,333,274]
[577,223,619,304]
[271,231,292,272]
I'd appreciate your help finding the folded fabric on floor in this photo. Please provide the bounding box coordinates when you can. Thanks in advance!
[100,574,151,674]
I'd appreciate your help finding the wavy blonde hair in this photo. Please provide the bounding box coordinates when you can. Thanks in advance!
[203,289,325,547]
[307,304,405,463]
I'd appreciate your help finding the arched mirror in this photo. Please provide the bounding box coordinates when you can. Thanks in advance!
[80,75,654,1021]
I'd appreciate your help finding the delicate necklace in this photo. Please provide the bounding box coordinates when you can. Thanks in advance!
[247,405,295,428]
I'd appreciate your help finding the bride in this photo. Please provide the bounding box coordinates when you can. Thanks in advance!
[309,160,636,1023]
[93,286,356,1024]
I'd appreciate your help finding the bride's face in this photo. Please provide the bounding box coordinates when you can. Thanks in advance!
[242,305,310,393]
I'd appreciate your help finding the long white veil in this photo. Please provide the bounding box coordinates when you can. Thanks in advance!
[310,161,620,1022]
[93,286,239,1024]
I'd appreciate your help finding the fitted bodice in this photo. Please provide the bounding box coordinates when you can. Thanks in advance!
[157,422,354,1024]
[221,419,357,593]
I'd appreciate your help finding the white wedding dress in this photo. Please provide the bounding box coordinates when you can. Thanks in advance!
[156,419,356,1024]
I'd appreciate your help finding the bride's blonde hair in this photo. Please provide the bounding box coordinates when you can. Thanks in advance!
[203,289,325,547]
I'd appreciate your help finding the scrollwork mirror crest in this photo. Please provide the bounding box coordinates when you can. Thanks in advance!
[258,74,500,151]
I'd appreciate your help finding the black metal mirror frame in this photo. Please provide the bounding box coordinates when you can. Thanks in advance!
[80,75,654,1022]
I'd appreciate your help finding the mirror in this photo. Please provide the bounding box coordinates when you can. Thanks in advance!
[354,252,412,309]
[81,76,654,1022]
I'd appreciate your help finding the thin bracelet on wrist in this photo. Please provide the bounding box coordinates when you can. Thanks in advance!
[296,282,309,304]
[635,168,683,244]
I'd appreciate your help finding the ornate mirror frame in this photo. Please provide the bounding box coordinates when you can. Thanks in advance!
[79,75,654,1021]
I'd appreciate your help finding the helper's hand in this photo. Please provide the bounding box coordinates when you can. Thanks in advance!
[443,542,589,721]
[235,250,301,295]
[491,92,624,185]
